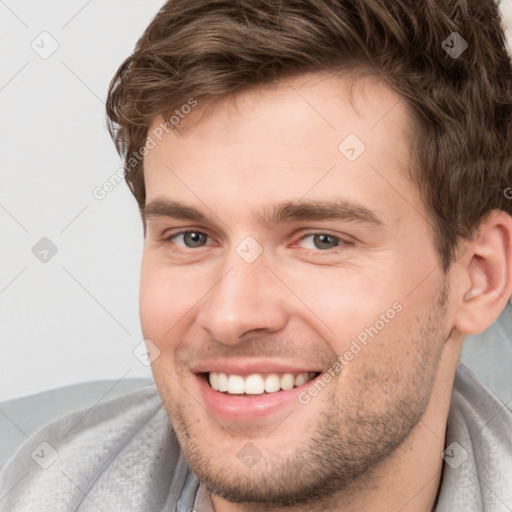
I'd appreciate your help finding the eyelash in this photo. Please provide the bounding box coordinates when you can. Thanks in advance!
[297,233,348,251]
[164,231,215,249]
[163,230,350,252]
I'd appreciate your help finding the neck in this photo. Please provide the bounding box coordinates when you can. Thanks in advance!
[210,339,461,512]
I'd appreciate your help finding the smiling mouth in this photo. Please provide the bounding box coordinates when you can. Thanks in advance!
[204,371,321,396]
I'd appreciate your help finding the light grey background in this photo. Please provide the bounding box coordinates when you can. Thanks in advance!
[1,0,512,401]
[0,0,163,400]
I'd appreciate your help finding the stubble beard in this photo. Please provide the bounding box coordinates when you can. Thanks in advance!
[159,284,450,510]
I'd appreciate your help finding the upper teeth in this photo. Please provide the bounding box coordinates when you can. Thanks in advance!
[208,372,315,395]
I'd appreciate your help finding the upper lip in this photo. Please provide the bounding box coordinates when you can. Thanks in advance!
[192,358,323,376]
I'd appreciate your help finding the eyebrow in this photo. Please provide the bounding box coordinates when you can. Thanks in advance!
[142,198,385,228]
[143,199,210,223]
[259,200,384,227]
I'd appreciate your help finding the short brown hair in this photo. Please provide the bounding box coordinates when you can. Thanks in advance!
[106,0,512,270]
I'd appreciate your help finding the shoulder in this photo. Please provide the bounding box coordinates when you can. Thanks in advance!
[0,378,155,467]
[0,383,189,512]
[436,363,512,510]
[460,304,512,408]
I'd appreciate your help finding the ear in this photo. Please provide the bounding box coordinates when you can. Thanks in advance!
[453,211,512,335]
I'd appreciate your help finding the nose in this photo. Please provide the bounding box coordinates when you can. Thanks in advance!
[196,247,289,345]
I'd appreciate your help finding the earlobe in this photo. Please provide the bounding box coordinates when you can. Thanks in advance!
[454,211,512,335]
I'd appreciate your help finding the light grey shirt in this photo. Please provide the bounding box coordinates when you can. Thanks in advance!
[0,363,511,511]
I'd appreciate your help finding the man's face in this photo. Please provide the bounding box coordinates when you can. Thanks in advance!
[140,72,452,505]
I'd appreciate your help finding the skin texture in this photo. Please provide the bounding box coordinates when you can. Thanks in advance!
[139,72,512,511]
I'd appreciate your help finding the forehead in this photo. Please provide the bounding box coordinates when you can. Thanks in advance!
[143,71,418,223]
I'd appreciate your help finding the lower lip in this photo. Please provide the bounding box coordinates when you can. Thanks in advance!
[196,374,319,422]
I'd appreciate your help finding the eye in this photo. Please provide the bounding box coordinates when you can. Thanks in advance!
[168,231,211,248]
[299,233,345,250]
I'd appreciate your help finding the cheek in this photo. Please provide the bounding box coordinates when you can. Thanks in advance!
[278,263,400,345]
[139,256,203,343]
[282,264,425,379]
